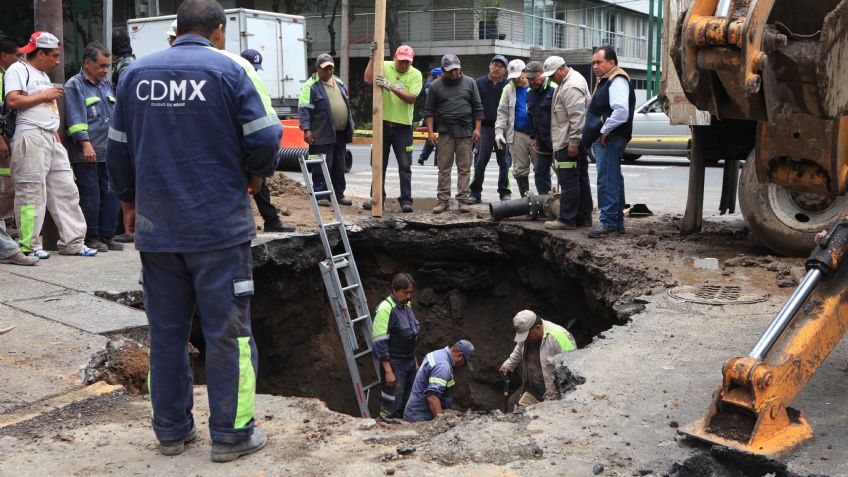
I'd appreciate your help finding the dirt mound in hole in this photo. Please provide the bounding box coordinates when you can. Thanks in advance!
[266,172,308,198]
[82,338,150,394]
[667,448,827,477]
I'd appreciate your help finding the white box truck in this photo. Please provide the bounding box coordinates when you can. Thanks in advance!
[127,8,307,117]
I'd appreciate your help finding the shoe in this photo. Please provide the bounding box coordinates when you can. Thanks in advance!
[401,204,414,213]
[432,203,449,214]
[576,218,593,228]
[25,249,51,259]
[0,252,39,266]
[467,196,482,205]
[417,158,426,166]
[74,246,98,257]
[211,428,268,463]
[500,193,512,201]
[159,425,197,456]
[113,233,134,243]
[101,238,124,251]
[362,201,372,211]
[264,220,295,233]
[337,197,353,206]
[85,238,109,253]
[587,227,618,238]
[317,199,331,207]
[617,227,626,235]
[545,220,576,230]
[458,202,471,213]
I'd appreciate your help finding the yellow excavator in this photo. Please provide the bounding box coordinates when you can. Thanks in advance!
[665,0,848,458]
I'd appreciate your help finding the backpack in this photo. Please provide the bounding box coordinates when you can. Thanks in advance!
[0,64,29,139]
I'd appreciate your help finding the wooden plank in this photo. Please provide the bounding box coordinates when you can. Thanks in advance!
[371,0,386,217]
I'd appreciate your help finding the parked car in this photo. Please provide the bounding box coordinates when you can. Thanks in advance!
[587,96,692,163]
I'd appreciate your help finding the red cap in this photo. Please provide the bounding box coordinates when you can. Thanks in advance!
[395,45,414,62]
[19,32,61,54]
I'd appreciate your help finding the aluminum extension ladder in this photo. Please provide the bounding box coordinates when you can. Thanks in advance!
[298,153,381,418]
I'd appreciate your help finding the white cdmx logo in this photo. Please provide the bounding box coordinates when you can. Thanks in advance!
[136,79,207,101]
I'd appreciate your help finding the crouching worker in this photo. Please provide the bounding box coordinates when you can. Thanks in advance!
[372,272,420,419]
[403,340,475,422]
[499,310,575,409]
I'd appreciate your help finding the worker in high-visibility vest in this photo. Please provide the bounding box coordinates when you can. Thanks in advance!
[500,310,576,409]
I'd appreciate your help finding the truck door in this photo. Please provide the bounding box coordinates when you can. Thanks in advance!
[279,20,307,101]
[245,16,282,100]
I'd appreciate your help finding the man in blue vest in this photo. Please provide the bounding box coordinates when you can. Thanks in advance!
[404,339,474,422]
[582,46,635,238]
[107,0,282,462]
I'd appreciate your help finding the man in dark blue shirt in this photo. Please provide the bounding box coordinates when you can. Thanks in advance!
[107,0,281,462]
[469,55,511,203]
[527,63,556,195]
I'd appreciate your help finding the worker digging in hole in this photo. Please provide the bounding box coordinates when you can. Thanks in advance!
[403,339,475,422]
[500,310,576,410]
[371,272,420,420]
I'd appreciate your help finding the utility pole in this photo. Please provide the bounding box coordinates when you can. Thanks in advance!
[371,0,385,217]
[103,0,113,55]
[34,0,65,83]
[340,0,349,87]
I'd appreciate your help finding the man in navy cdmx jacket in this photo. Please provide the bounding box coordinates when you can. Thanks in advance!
[106,0,282,463]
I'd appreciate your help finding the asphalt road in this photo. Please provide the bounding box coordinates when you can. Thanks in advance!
[285,144,738,217]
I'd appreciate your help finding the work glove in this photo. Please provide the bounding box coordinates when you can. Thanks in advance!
[369,40,378,58]
[495,132,506,151]
[375,75,393,91]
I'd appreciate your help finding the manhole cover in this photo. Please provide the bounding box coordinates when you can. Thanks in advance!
[668,284,769,305]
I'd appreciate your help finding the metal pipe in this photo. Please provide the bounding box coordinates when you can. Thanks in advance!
[489,194,558,221]
[749,268,822,359]
[715,0,732,17]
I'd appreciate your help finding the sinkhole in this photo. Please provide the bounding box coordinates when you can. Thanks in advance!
[96,219,655,417]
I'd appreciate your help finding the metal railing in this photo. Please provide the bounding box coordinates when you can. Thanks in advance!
[304,7,649,62]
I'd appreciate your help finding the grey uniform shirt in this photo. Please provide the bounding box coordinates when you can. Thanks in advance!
[423,75,483,138]
[551,68,590,152]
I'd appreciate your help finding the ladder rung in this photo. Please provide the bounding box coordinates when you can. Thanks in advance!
[361,381,381,391]
[342,283,360,293]
[303,158,324,165]
[322,221,342,228]
[312,190,333,197]
[351,315,370,324]
[353,348,373,359]
[332,252,350,261]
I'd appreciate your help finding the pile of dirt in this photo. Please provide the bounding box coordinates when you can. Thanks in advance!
[552,362,586,398]
[666,449,828,477]
[266,172,308,198]
[82,338,150,394]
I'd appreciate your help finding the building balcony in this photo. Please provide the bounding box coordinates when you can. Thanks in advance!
[305,7,649,63]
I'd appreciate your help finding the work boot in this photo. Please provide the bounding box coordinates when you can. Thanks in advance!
[467,196,481,205]
[544,220,576,230]
[211,428,268,463]
[264,219,295,233]
[159,425,197,456]
[432,203,449,214]
[85,237,109,253]
[500,193,512,201]
[113,232,134,243]
[317,199,331,207]
[587,227,618,239]
[458,202,472,213]
[101,237,124,251]
[337,197,353,206]
[0,252,39,266]
[516,176,530,198]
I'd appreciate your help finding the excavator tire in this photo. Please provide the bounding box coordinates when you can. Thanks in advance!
[739,154,848,257]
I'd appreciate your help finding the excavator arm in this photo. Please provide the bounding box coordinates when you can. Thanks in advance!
[682,217,848,456]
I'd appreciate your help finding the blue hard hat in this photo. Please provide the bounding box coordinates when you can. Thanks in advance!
[431,67,443,77]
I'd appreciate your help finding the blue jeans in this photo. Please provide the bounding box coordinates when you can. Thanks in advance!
[379,358,417,419]
[592,135,627,230]
[534,152,553,195]
[72,162,120,238]
[141,241,258,445]
[0,219,19,259]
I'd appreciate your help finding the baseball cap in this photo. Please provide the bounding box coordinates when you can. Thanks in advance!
[19,32,60,54]
[455,339,475,371]
[395,45,414,62]
[316,53,334,69]
[512,310,538,343]
[506,59,526,80]
[491,54,508,67]
[523,61,544,79]
[430,67,443,77]
[542,55,566,77]
[241,48,263,70]
[166,20,177,38]
[441,54,461,72]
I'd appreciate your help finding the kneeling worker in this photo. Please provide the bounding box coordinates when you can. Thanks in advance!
[404,340,475,422]
[372,273,420,419]
[499,310,575,409]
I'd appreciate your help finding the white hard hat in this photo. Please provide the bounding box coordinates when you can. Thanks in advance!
[166,20,177,38]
